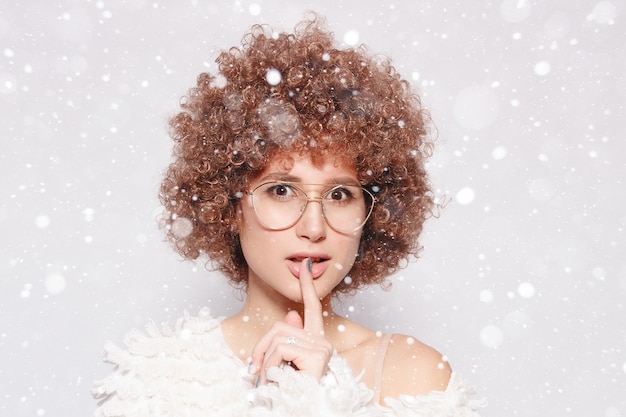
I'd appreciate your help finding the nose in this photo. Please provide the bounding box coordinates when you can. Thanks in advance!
[295,198,327,242]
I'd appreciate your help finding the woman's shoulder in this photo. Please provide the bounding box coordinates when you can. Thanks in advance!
[332,319,451,396]
[377,333,486,414]
[380,333,452,398]
[332,318,451,394]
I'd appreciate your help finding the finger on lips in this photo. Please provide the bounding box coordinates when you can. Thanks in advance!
[299,259,325,336]
[249,257,330,384]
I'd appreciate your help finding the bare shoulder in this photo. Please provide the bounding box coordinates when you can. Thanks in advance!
[380,333,452,399]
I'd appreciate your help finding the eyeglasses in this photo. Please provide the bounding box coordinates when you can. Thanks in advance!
[247,181,376,233]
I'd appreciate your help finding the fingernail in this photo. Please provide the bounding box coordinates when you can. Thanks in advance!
[306,257,312,272]
[248,362,258,375]
[255,376,260,388]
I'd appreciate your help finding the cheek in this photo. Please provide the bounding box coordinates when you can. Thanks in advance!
[238,207,282,263]
[335,233,362,269]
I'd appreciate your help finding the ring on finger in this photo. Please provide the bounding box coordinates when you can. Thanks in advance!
[286,336,297,346]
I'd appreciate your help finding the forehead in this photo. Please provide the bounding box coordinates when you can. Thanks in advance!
[253,152,359,184]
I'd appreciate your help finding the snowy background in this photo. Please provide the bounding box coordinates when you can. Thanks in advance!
[1,0,624,416]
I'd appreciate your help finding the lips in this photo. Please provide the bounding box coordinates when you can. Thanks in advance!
[289,256,328,264]
[286,254,330,279]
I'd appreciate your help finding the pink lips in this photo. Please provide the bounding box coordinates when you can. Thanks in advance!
[286,255,330,279]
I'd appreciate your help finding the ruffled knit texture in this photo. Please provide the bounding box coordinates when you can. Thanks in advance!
[92,309,486,417]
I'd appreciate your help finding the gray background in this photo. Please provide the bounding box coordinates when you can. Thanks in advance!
[1,0,624,416]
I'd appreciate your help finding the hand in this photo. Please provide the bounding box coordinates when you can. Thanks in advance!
[249,258,333,384]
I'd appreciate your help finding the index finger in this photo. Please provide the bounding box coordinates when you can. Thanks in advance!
[299,258,324,334]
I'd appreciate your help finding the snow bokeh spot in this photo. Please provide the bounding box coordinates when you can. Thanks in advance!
[20,283,33,299]
[35,215,51,228]
[211,74,227,89]
[455,187,475,205]
[480,325,504,349]
[587,1,617,24]
[534,61,551,76]
[83,208,95,222]
[499,0,532,23]
[480,289,495,303]
[0,72,17,94]
[265,68,282,86]
[45,272,66,295]
[171,217,193,238]
[248,3,261,16]
[517,282,536,298]
[491,146,508,160]
[592,267,606,281]
[343,30,359,46]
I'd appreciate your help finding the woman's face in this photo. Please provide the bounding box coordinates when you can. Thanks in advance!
[238,154,363,304]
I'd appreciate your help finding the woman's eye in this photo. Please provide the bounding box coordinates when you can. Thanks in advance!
[275,185,288,196]
[329,187,353,201]
[267,183,296,198]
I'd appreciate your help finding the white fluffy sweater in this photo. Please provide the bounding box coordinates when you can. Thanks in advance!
[93,308,486,416]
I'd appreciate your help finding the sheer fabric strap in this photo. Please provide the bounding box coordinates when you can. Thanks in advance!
[372,333,393,404]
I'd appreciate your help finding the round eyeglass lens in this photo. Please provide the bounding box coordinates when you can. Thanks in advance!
[250,182,374,233]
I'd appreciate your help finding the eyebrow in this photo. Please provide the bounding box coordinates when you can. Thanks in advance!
[257,172,361,186]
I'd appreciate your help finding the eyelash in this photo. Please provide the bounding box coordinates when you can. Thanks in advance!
[265,183,356,202]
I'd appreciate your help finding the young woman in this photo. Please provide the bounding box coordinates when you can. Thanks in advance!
[93,15,485,417]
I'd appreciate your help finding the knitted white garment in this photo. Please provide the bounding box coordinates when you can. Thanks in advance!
[92,309,486,417]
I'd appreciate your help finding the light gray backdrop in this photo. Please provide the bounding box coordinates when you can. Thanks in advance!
[1,1,624,416]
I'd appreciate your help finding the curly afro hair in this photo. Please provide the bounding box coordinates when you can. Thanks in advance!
[160,14,436,294]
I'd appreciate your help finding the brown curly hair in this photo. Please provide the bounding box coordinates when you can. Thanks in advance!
[160,14,436,294]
